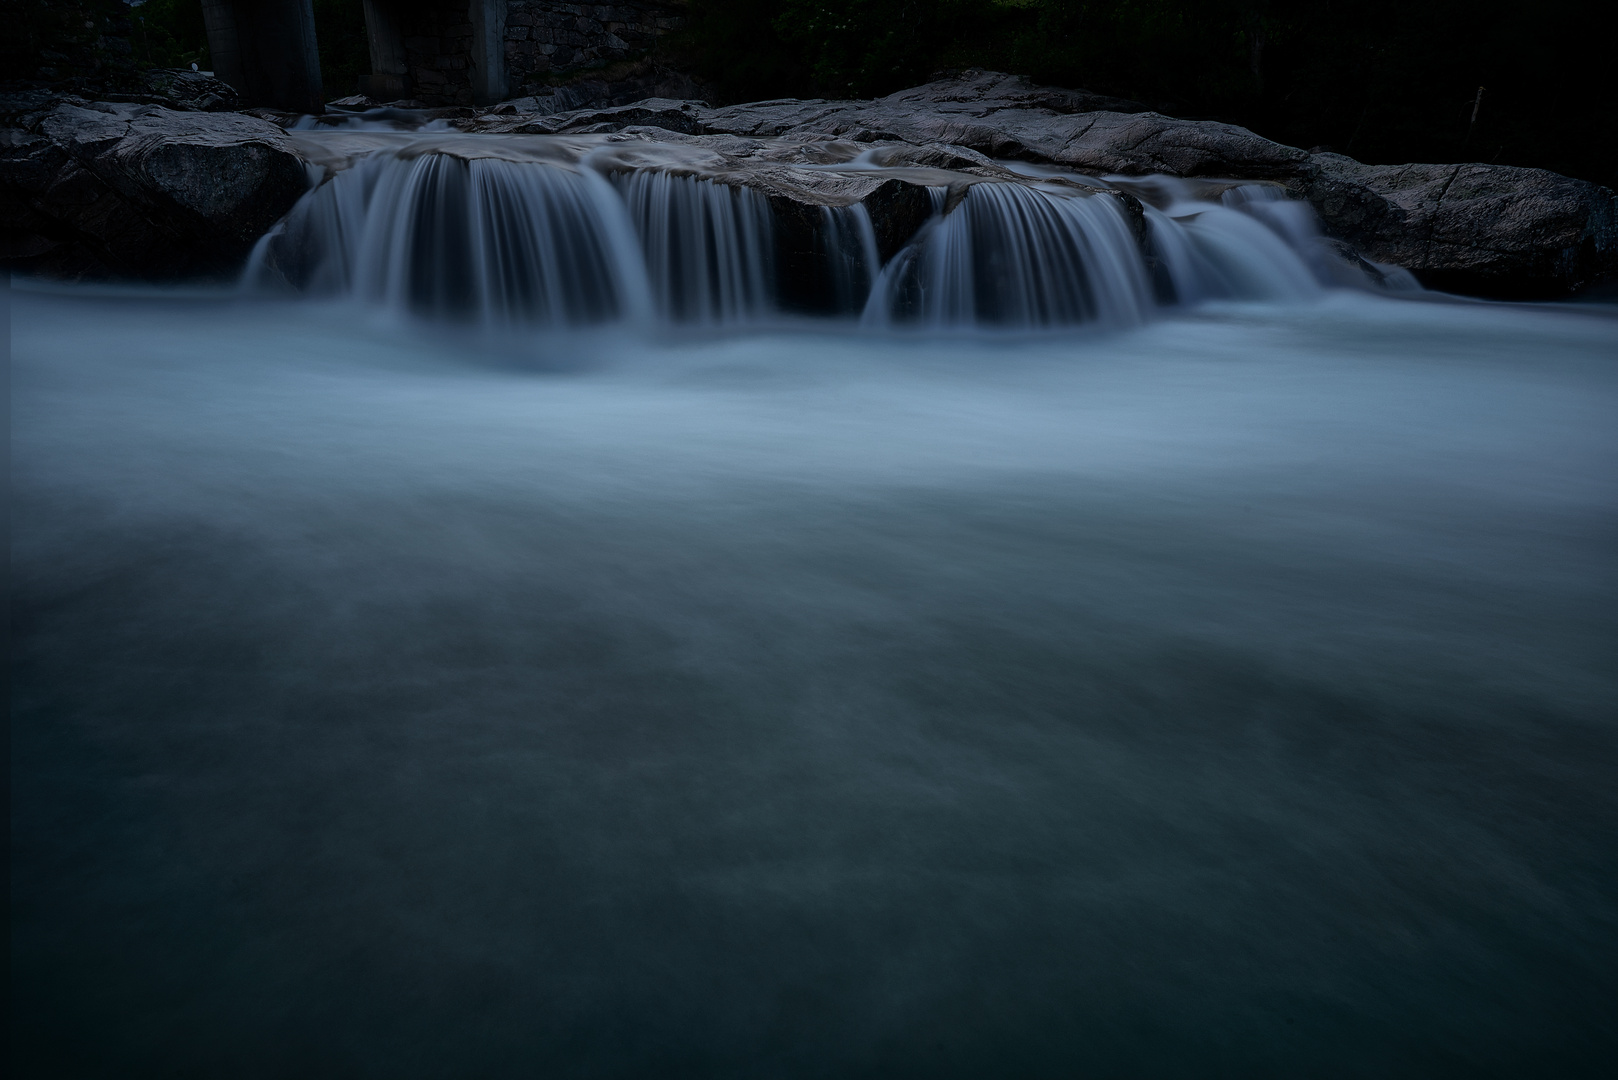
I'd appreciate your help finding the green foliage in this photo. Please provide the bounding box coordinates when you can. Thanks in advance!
[686,0,1615,185]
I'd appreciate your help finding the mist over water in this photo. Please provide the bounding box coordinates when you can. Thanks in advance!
[11,286,1618,1077]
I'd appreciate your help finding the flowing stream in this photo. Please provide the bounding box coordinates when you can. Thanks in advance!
[9,131,1618,1077]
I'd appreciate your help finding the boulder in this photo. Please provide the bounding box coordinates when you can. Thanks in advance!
[482,98,713,137]
[467,69,1614,296]
[1293,154,1618,298]
[1,93,309,278]
[8,67,1614,297]
[697,72,1306,179]
[115,68,244,112]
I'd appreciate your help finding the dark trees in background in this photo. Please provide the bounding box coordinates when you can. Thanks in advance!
[1,0,369,105]
[682,0,1615,186]
[1,0,146,82]
[4,2,1608,184]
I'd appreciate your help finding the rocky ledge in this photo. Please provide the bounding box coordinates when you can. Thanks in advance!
[5,70,1614,297]
[474,70,1616,299]
[1,89,307,278]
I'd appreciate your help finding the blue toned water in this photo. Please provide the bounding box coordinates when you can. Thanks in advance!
[10,278,1617,1076]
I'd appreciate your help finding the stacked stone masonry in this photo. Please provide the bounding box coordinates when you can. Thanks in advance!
[503,3,685,93]
[401,8,477,106]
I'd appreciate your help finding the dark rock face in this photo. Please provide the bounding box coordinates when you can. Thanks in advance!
[503,4,689,92]
[697,72,1308,181]
[1295,155,1618,298]
[113,68,245,113]
[765,177,936,314]
[486,69,1612,297]
[8,67,1614,296]
[1,94,309,278]
[493,62,708,119]
[493,97,713,136]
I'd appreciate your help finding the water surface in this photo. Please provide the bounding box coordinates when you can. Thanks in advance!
[11,288,1618,1077]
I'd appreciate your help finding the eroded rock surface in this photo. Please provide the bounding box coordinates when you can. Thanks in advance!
[6,67,1614,295]
[475,71,1303,180]
[465,69,1615,295]
[1,93,308,277]
[1295,155,1617,298]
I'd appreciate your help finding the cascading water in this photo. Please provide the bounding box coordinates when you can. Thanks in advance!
[248,130,1411,328]
[864,183,1157,328]
[612,171,776,323]
[20,111,1617,1080]
[819,202,882,315]
[249,147,653,324]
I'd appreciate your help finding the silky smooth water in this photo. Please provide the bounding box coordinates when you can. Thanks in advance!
[10,285,1618,1078]
[248,134,1403,328]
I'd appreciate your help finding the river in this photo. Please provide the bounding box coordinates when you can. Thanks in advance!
[10,277,1617,1075]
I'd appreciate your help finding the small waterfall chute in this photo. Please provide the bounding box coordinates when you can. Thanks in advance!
[248,131,1409,330]
[820,202,881,315]
[613,171,776,324]
[249,149,654,325]
[865,182,1155,328]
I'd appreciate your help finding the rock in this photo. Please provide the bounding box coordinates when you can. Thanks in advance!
[1,94,309,278]
[8,67,1613,297]
[29,68,245,113]
[694,70,1306,179]
[896,69,1150,116]
[766,178,935,313]
[1293,154,1618,297]
[474,69,1609,296]
[128,68,244,112]
[506,60,711,116]
[474,98,712,136]
[861,178,939,264]
[1035,111,1311,178]
[475,70,1309,182]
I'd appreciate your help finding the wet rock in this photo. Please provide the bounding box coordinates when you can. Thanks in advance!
[475,97,711,136]
[122,68,244,112]
[766,177,936,313]
[469,68,1614,296]
[9,66,1613,296]
[1,94,308,278]
[1293,154,1618,297]
[502,61,710,118]
[862,178,939,263]
[694,70,1305,179]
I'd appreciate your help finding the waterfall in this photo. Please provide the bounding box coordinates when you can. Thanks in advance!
[249,149,652,325]
[863,183,1156,328]
[248,136,1401,329]
[613,171,776,323]
[820,202,881,315]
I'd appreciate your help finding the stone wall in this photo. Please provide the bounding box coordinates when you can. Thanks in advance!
[400,7,477,106]
[366,1,685,108]
[503,3,684,93]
